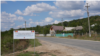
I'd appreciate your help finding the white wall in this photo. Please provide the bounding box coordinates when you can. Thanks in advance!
[36,34,51,36]
[46,34,51,36]
[35,34,44,36]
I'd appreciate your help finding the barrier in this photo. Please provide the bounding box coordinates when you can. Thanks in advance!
[56,33,73,37]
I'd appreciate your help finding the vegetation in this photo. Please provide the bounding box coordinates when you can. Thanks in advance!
[53,15,100,33]
[29,39,42,47]
[17,51,56,56]
[59,34,100,41]
[1,28,41,55]
[1,15,100,55]
[2,15,99,34]
[17,52,39,56]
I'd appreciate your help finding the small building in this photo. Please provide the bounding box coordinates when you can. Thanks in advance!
[50,25,64,36]
[75,26,83,30]
[50,26,55,36]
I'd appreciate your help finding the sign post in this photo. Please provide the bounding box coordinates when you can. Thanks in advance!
[13,30,35,56]
[13,38,14,56]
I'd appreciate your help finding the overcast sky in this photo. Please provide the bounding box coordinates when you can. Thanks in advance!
[1,0,100,31]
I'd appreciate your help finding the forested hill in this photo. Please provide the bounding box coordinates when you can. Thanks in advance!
[53,15,100,33]
[1,15,100,34]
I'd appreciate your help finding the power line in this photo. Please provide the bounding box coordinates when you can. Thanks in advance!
[85,3,91,37]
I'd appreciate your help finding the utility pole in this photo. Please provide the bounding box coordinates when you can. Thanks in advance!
[62,18,64,33]
[85,3,91,37]
[62,18,63,27]
[25,21,26,30]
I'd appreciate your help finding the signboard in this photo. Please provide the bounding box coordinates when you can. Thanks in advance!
[13,30,35,39]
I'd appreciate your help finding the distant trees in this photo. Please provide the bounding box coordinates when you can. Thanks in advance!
[53,15,100,33]
[1,15,100,34]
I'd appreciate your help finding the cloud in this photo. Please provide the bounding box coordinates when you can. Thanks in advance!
[65,20,71,22]
[79,17,83,19]
[11,0,16,2]
[45,17,53,22]
[1,11,24,22]
[49,1,85,19]
[89,12,100,16]
[28,17,53,26]
[29,21,44,26]
[29,18,32,21]
[49,9,85,19]
[15,10,23,15]
[15,2,56,16]
[10,23,15,26]
[1,22,15,31]
[54,1,84,10]
[25,0,39,2]
[85,1,100,11]
[18,16,24,20]
[1,12,25,31]
[0,0,7,4]
[85,1,100,16]
[54,20,60,24]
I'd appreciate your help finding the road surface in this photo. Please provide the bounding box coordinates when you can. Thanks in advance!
[36,37,100,54]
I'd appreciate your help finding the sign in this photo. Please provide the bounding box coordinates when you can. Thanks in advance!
[13,30,35,39]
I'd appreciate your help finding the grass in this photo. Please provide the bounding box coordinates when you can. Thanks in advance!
[29,39,42,47]
[17,52,39,56]
[1,38,42,55]
[17,51,56,56]
[59,36,100,41]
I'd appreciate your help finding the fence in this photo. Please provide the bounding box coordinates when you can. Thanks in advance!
[56,33,73,37]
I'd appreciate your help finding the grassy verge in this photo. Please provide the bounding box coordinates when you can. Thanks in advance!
[17,51,56,56]
[17,52,39,56]
[29,39,42,47]
[59,36,100,41]
[1,38,41,55]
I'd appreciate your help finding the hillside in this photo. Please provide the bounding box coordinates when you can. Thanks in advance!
[3,15,98,34]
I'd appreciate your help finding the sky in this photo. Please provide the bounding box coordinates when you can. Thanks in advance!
[1,0,100,31]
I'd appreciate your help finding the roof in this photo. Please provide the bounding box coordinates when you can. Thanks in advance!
[64,27,75,31]
[75,26,83,30]
[52,25,64,31]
